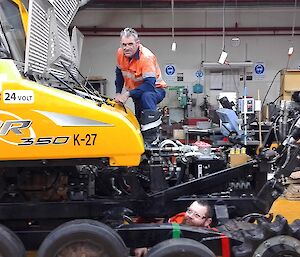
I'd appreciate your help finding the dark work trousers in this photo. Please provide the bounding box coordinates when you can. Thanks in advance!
[133,88,166,121]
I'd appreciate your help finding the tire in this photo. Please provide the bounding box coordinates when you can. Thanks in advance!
[252,235,300,257]
[147,238,216,257]
[37,219,128,257]
[0,224,26,257]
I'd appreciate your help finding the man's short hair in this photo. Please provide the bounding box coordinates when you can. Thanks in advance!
[195,200,213,218]
[120,27,139,40]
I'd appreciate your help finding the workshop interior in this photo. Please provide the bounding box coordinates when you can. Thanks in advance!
[0,0,300,256]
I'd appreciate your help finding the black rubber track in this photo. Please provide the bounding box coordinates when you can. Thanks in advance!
[232,215,300,257]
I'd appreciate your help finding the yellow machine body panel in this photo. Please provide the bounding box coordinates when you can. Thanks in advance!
[0,60,144,166]
[11,0,28,35]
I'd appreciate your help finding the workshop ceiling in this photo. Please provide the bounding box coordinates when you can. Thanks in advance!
[85,0,300,9]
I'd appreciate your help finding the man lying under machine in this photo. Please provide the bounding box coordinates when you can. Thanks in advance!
[133,200,213,257]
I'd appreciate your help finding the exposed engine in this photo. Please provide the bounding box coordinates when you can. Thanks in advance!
[0,137,257,204]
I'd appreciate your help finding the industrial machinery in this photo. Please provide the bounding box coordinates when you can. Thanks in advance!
[0,0,299,256]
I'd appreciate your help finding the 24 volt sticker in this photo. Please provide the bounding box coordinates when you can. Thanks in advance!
[3,90,34,104]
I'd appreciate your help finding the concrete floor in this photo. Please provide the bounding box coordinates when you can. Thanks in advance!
[26,197,300,257]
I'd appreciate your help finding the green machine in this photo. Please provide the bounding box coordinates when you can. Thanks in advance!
[169,86,189,108]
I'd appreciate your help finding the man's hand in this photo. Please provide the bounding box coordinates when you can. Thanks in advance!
[115,91,130,104]
[134,247,148,257]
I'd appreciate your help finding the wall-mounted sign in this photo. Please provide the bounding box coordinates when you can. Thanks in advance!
[164,64,176,82]
[195,69,204,79]
[177,72,184,82]
[253,62,265,80]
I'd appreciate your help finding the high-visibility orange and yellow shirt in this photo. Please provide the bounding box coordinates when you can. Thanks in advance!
[168,212,186,224]
[116,44,167,91]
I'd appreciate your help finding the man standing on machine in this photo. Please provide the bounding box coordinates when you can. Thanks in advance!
[114,27,167,146]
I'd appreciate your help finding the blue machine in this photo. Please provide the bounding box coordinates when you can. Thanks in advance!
[216,108,242,138]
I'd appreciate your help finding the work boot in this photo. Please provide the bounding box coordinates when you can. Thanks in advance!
[140,109,162,147]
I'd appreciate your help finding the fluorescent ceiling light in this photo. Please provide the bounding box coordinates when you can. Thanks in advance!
[202,62,253,68]
[218,50,228,64]
[171,41,176,52]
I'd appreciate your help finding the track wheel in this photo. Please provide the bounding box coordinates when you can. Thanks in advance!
[37,219,128,257]
[0,224,26,257]
[147,238,216,257]
[252,235,300,257]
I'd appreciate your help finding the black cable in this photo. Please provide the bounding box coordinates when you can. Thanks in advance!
[269,93,283,105]
[262,69,282,107]
[49,72,78,95]
[60,61,93,100]
[266,93,283,120]
[74,65,102,97]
